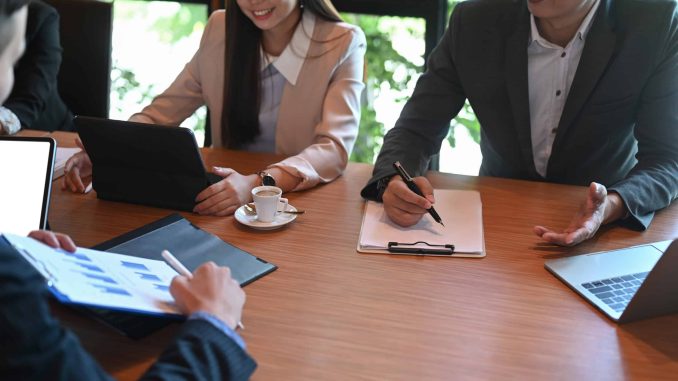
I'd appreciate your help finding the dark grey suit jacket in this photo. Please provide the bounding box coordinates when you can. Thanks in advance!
[0,238,256,380]
[362,0,678,230]
[4,1,74,132]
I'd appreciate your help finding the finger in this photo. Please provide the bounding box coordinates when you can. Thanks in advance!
[28,230,60,249]
[212,167,236,178]
[54,233,77,252]
[384,204,425,227]
[588,182,607,207]
[195,180,228,203]
[66,168,85,193]
[200,198,239,216]
[213,204,239,217]
[387,181,431,210]
[413,177,435,203]
[194,190,234,215]
[169,276,191,312]
[533,225,552,237]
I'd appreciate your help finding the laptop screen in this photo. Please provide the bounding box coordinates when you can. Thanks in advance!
[0,137,56,236]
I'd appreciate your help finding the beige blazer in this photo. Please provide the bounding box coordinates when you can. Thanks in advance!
[131,10,366,191]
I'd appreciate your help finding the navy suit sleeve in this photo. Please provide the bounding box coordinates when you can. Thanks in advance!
[361,7,467,200]
[0,239,114,381]
[608,2,678,229]
[0,238,256,381]
[140,319,257,381]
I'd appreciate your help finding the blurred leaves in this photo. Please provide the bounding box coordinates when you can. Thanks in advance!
[348,0,481,164]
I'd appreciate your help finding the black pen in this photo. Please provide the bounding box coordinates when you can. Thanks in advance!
[392,161,444,227]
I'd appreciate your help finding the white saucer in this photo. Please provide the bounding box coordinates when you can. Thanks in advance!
[234,204,298,230]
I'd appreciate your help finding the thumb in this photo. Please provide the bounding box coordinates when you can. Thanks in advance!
[212,167,235,178]
[588,182,607,205]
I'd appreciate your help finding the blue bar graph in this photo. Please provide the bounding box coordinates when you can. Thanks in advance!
[154,284,170,291]
[92,284,131,296]
[72,262,103,273]
[71,253,91,261]
[81,272,117,284]
[121,261,149,271]
[136,272,161,282]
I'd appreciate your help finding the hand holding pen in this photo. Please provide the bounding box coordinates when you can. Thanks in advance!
[162,250,245,331]
[381,162,445,227]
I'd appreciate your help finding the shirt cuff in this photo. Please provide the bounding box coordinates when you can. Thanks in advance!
[0,106,21,135]
[189,311,246,350]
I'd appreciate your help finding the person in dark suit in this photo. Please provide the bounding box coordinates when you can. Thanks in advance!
[362,0,678,246]
[0,231,256,380]
[0,0,73,134]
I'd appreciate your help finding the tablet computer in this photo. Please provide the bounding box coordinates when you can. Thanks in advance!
[75,116,221,211]
[0,136,56,235]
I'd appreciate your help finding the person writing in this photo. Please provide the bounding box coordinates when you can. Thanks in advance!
[64,0,366,217]
[362,0,678,246]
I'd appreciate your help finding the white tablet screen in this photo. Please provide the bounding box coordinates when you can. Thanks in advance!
[0,138,55,236]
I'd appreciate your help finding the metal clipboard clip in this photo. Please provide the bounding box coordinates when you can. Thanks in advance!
[387,241,455,255]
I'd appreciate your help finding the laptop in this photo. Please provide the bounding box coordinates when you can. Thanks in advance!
[545,239,678,323]
[75,116,221,211]
[0,137,56,235]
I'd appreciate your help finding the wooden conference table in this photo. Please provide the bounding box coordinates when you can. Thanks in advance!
[33,131,678,380]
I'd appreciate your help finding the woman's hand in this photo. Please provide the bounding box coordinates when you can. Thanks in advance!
[61,138,92,193]
[193,167,259,216]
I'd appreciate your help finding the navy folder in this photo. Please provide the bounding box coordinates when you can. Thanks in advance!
[82,213,276,338]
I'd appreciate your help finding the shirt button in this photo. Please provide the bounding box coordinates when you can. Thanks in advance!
[556,90,562,96]
[561,52,566,58]
[551,128,558,134]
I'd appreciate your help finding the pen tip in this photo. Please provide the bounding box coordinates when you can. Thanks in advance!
[440,222,445,227]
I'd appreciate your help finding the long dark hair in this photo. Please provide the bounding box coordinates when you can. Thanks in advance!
[221,0,343,148]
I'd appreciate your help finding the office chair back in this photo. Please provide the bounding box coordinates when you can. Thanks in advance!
[46,0,113,119]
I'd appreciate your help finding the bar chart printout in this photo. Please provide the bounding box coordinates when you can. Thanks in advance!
[3,233,182,316]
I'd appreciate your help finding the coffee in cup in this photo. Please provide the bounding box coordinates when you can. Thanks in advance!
[251,186,288,223]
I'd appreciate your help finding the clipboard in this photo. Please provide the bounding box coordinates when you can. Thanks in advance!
[358,189,485,257]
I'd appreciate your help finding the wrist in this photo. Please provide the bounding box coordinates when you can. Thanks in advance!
[603,192,625,224]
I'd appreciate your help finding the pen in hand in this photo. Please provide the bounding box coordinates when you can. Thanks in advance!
[161,250,245,330]
[392,161,445,227]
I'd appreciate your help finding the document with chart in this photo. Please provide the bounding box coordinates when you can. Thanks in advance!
[358,189,485,257]
[3,233,183,317]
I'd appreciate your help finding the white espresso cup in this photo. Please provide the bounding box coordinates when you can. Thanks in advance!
[251,186,288,223]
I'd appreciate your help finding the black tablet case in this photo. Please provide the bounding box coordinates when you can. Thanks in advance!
[75,116,220,212]
[82,213,276,339]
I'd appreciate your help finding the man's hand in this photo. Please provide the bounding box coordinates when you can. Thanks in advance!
[193,167,259,216]
[61,138,92,193]
[534,182,626,246]
[27,230,77,252]
[169,262,245,330]
[382,175,435,227]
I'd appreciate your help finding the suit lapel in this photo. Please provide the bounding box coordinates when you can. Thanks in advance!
[504,8,535,175]
[552,0,616,154]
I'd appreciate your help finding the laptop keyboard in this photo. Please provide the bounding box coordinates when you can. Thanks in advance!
[581,272,649,312]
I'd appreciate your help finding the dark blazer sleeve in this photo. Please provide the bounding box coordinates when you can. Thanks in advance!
[140,319,257,381]
[0,238,114,381]
[608,2,678,230]
[4,1,72,131]
[361,8,467,200]
[0,237,256,381]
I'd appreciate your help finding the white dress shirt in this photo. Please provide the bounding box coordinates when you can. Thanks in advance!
[528,0,600,177]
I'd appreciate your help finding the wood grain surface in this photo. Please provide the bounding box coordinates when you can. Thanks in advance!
[34,131,678,380]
